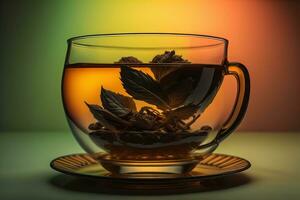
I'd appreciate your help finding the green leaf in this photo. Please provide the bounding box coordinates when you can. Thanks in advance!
[101,87,137,117]
[120,66,169,110]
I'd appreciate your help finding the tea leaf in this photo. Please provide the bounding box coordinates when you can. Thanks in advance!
[115,56,143,64]
[165,77,196,108]
[101,87,137,117]
[129,114,157,130]
[151,50,189,64]
[197,69,223,112]
[150,50,190,81]
[85,102,130,131]
[88,122,102,130]
[151,66,177,81]
[120,66,169,110]
[159,67,202,108]
[165,104,199,120]
[85,102,117,131]
[151,50,176,63]
[184,67,216,108]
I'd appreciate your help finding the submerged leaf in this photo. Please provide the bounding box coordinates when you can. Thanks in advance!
[150,66,178,81]
[150,50,190,81]
[159,67,203,108]
[85,103,117,131]
[85,102,130,131]
[88,122,102,130]
[183,67,217,108]
[165,104,199,120]
[120,66,169,110]
[165,77,196,108]
[129,114,157,130]
[101,87,137,117]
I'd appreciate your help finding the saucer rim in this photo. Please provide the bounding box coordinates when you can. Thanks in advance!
[50,153,251,182]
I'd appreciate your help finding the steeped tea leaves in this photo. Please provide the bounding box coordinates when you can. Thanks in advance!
[85,103,118,131]
[159,67,202,108]
[165,77,196,108]
[129,110,163,130]
[184,67,216,107]
[115,56,143,64]
[165,104,199,120]
[85,50,218,148]
[101,87,137,117]
[85,102,130,131]
[88,122,102,130]
[120,65,169,110]
[151,50,190,81]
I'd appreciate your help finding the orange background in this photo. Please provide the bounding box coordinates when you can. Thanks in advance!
[0,0,299,132]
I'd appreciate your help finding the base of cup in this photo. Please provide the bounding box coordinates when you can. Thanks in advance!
[93,153,201,174]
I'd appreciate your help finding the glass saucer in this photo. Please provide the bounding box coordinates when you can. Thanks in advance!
[50,153,250,184]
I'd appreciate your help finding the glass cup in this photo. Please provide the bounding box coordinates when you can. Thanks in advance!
[62,33,250,174]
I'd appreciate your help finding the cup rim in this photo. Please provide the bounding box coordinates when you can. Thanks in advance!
[67,32,228,49]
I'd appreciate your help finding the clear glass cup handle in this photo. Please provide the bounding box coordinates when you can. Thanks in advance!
[197,62,251,155]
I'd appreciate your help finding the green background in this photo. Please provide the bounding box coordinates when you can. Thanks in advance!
[1,0,299,132]
[0,0,118,131]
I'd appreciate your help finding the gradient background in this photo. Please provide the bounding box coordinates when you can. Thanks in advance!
[0,0,299,132]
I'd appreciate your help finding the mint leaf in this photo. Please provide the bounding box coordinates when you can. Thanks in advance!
[101,87,137,117]
[120,66,169,110]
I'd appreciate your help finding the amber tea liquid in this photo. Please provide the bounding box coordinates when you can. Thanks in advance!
[62,63,224,160]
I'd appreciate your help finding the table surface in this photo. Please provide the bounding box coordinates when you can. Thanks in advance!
[0,132,299,200]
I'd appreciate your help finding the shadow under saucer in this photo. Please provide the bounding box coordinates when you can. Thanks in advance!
[48,173,254,195]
